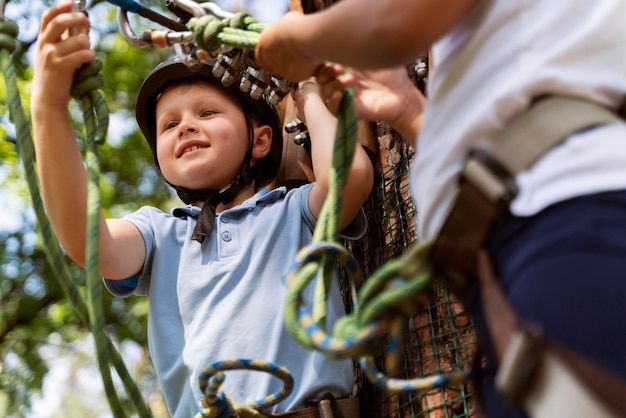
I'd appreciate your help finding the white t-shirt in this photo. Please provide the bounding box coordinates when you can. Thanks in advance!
[412,0,626,239]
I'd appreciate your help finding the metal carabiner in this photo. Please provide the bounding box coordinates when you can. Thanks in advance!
[70,0,89,37]
[117,6,195,48]
[167,0,234,19]
[117,7,149,47]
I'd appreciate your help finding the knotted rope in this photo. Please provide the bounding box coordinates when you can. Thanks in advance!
[188,12,268,52]
[284,101,470,392]
[0,17,152,417]
[161,7,471,395]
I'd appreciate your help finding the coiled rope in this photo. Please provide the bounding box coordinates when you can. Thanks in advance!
[0,16,152,418]
[109,0,475,401]
[195,359,294,418]
[283,90,470,392]
[2,2,471,416]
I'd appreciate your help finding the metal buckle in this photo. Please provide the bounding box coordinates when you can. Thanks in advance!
[461,148,519,205]
[495,321,545,406]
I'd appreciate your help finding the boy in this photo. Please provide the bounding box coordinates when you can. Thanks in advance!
[256,1,626,417]
[31,2,373,416]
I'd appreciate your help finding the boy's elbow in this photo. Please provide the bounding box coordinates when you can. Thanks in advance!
[64,244,87,270]
[348,157,375,205]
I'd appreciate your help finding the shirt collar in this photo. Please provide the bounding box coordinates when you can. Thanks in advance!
[171,186,287,219]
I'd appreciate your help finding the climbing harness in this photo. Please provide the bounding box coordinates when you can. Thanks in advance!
[445,96,626,417]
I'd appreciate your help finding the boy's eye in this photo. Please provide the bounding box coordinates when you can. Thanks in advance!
[165,121,179,130]
[200,109,215,118]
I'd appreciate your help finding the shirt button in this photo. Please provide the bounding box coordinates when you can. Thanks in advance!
[220,216,230,224]
[221,231,232,242]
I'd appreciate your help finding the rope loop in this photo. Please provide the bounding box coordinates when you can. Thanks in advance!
[71,58,105,99]
[356,240,434,325]
[0,19,18,53]
[71,57,108,146]
[285,241,385,358]
[359,356,471,393]
[197,359,294,418]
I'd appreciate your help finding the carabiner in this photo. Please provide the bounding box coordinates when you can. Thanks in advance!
[167,0,234,19]
[70,0,89,37]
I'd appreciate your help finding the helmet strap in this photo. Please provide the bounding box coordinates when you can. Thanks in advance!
[187,110,257,243]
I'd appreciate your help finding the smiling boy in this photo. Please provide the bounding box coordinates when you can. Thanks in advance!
[31,2,373,417]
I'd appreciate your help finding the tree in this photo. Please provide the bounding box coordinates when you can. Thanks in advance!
[1,0,175,415]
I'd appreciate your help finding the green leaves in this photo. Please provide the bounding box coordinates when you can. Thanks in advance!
[0,2,171,414]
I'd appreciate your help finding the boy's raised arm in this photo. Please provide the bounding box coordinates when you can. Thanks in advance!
[316,63,427,148]
[31,1,145,280]
[294,78,374,230]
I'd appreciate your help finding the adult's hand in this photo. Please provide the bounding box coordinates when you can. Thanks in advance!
[255,12,323,82]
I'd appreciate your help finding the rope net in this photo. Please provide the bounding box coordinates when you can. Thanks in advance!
[1,0,479,415]
[341,83,478,416]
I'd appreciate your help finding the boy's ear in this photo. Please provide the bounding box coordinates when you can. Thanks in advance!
[252,124,273,159]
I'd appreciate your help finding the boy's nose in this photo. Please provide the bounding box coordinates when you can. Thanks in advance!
[178,125,197,137]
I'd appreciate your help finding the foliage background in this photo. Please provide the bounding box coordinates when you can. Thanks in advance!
[1,0,188,416]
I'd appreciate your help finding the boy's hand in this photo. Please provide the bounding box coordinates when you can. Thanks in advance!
[32,1,94,109]
[317,63,426,144]
[292,77,323,123]
[317,63,422,125]
[255,12,323,82]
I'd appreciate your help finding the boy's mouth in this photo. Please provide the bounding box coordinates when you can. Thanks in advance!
[179,143,208,157]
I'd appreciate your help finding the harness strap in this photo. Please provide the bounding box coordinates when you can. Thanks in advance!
[429,95,626,416]
[485,268,626,417]
[270,397,359,418]
[430,96,624,282]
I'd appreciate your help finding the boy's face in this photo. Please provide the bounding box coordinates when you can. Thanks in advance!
[154,81,250,191]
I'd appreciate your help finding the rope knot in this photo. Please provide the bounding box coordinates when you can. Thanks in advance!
[0,19,19,54]
[71,58,105,100]
[188,12,256,53]
[189,14,228,52]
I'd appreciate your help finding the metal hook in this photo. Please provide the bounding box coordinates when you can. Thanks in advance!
[167,0,234,19]
[117,7,149,47]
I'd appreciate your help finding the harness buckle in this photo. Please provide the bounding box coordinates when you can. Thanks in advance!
[495,321,545,406]
[461,147,519,206]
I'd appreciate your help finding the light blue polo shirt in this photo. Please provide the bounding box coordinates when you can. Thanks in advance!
[104,184,362,417]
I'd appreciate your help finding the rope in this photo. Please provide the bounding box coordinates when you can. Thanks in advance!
[182,10,472,395]
[188,12,268,52]
[195,359,294,418]
[71,59,130,417]
[0,17,152,418]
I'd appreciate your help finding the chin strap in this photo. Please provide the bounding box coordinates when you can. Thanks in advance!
[179,162,255,243]
[172,108,258,243]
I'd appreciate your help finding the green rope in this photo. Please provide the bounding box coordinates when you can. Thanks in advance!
[71,60,129,418]
[184,11,467,393]
[188,12,267,52]
[283,89,361,352]
[0,18,152,417]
